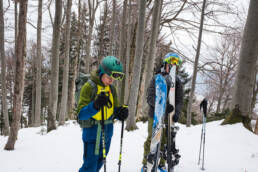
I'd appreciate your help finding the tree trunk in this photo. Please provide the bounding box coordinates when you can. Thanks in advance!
[67,0,81,119]
[48,0,62,132]
[14,0,18,53]
[140,0,162,119]
[97,1,108,60]
[186,0,206,127]
[109,0,116,55]
[126,0,147,130]
[30,79,35,126]
[85,0,99,73]
[118,0,128,104]
[34,0,43,127]
[255,118,258,134]
[231,0,258,117]
[222,0,258,131]
[59,0,72,125]
[250,67,257,113]
[4,0,28,150]
[0,0,10,136]
[216,84,224,113]
[124,0,132,104]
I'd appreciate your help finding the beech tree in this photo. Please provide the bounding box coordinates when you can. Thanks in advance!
[0,0,10,136]
[5,0,28,150]
[222,0,258,131]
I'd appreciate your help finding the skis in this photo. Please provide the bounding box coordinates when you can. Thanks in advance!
[167,65,180,172]
[147,74,168,172]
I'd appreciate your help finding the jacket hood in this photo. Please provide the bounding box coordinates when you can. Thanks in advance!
[90,70,105,87]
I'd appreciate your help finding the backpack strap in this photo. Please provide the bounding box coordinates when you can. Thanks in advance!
[88,79,97,101]
[109,84,115,97]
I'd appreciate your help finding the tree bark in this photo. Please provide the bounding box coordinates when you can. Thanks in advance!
[222,0,258,131]
[97,0,108,60]
[4,0,28,150]
[124,0,132,104]
[85,0,99,73]
[14,0,18,53]
[126,0,146,130]
[186,0,206,127]
[0,0,10,136]
[231,0,258,118]
[59,0,72,125]
[255,118,258,134]
[48,0,62,132]
[118,0,128,104]
[140,0,162,119]
[34,0,43,127]
[109,0,116,55]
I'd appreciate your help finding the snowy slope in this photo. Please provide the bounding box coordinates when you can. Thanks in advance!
[0,120,258,172]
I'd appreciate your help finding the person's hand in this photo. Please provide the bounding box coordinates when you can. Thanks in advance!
[166,104,174,114]
[172,113,179,123]
[93,93,109,110]
[115,106,128,121]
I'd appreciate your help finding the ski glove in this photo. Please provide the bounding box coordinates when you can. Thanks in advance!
[166,104,174,114]
[115,106,128,121]
[93,92,109,110]
[173,113,179,123]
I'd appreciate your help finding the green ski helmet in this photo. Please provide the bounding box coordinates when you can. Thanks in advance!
[99,56,124,81]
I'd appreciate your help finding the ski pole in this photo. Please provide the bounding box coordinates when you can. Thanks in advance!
[198,117,204,165]
[202,115,206,170]
[118,105,127,172]
[118,120,124,172]
[101,105,107,172]
[198,98,207,170]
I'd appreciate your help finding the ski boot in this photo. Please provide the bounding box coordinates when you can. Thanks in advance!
[141,165,148,172]
[146,153,154,171]
[158,164,167,172]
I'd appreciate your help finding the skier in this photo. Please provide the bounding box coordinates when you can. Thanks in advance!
[77,56,128,172]
[141,52,184,172]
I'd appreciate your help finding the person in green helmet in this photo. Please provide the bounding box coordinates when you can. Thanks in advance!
[77,56,128,172]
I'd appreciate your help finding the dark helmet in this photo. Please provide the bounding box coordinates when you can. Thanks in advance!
[99,56,124,81]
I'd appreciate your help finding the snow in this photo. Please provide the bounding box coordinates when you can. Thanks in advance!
[1,120,258,172]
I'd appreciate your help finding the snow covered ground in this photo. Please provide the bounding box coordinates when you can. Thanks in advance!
[1,120,258,172]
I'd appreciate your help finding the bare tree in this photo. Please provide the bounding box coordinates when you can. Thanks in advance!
[201,32,240,114]
[33,0,43,127]
[186,0,207,127]
[117,0,129,104]
[139,0,162,119]
[4,0,28,150]
[85,0,100,73]
[48,0,62,132]
[0,0,10,136]
[222,0,258,131]
[126,0,147,130]
[14,0,18,51]
[124,0,132,104]
[109,0,116,55]
[59,0,72,125]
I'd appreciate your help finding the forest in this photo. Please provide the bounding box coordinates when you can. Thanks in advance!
[0,0,258,151]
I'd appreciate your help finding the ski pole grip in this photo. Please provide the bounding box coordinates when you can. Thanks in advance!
[200,98,208,118]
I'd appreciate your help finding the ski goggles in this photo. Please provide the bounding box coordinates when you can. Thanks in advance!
[163,56,182,66]
[110,71,125,81]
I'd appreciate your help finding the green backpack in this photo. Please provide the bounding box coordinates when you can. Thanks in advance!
[75,72,91,106]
